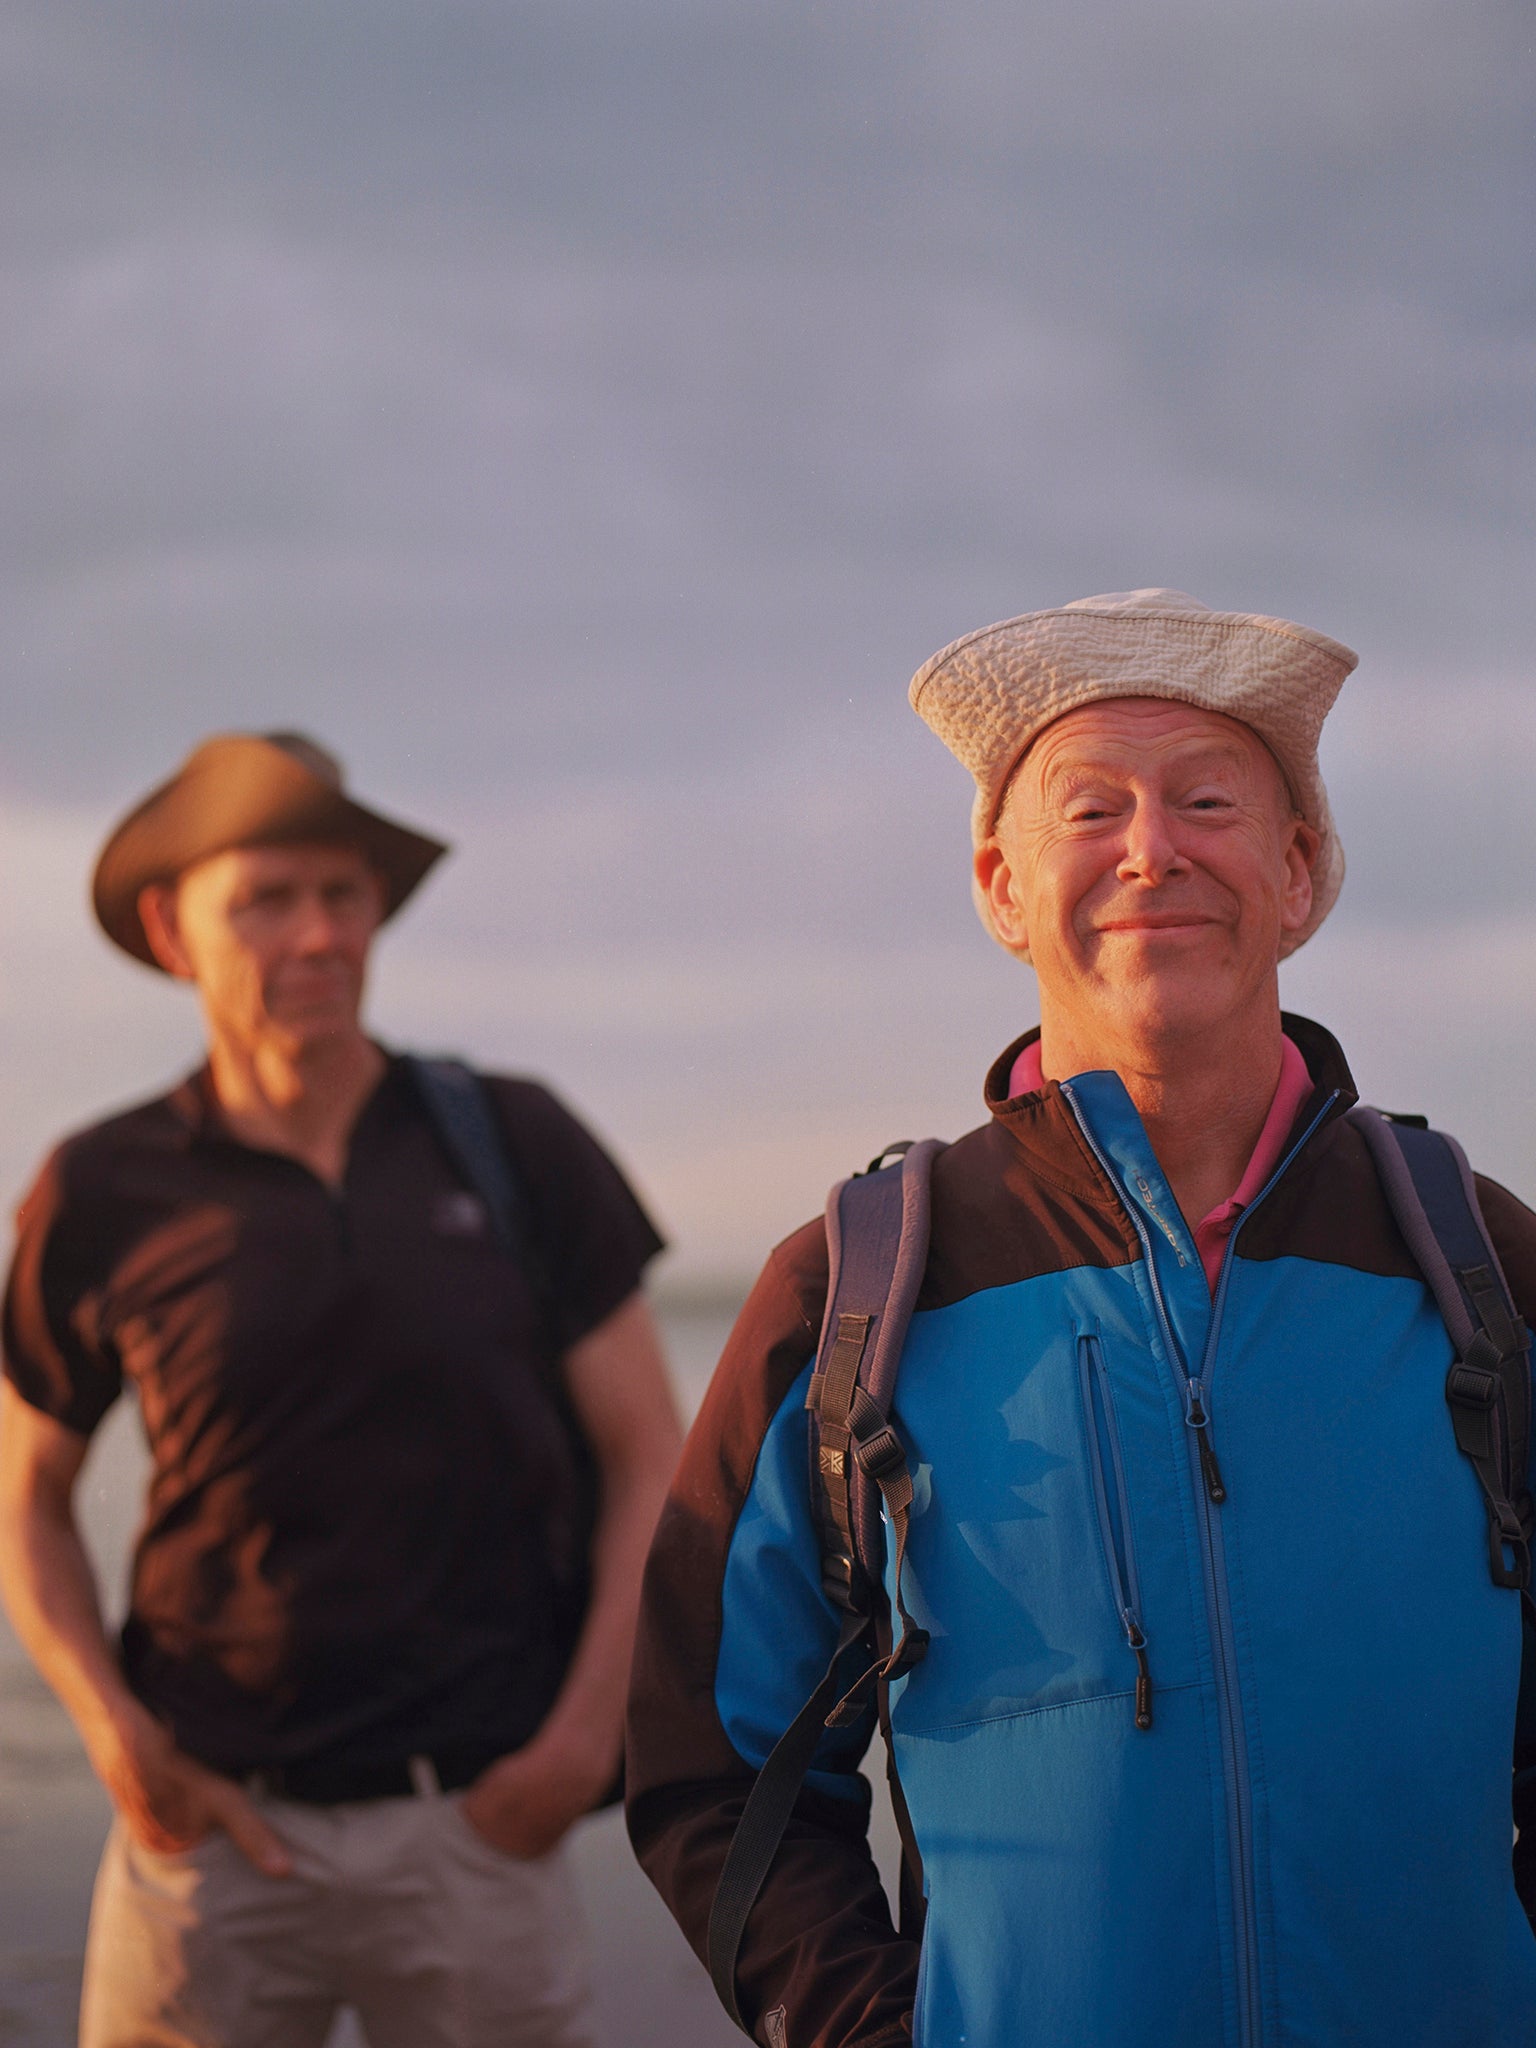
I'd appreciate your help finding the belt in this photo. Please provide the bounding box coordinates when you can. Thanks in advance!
[244,1745,504,1805]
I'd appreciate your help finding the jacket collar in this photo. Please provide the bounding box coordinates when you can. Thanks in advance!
[982,1011,1358,1202]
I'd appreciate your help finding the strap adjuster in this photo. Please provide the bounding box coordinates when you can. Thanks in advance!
[883,1627,930,1679]
[852,1424,907,1482]
[1490,1522,1531,1591]
[1447,1362,1501,1411]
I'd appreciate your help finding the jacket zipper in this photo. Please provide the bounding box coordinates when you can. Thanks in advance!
[1194,1094,1341,2048]
[1060,1082,1339,2048]
[1077,1330,1154,1728]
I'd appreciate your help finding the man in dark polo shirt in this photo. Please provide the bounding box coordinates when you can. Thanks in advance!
[0,732,682,2048]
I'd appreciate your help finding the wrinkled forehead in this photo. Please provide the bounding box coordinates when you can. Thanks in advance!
[1013,695,1291,808]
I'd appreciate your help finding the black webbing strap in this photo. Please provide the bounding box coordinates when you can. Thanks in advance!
[1349,1107,1534,1591]
[873,1606,927,1942]
[823,1381,929,1720]
[707,1606,873,2030]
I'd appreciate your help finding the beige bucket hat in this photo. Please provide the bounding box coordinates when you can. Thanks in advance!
[908,588,1357,958]
[93,730,450,969]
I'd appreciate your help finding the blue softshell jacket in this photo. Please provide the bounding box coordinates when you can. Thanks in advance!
[626,1019,1536,2048]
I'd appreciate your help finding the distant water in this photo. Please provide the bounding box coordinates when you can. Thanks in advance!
[0,1301,899,2048]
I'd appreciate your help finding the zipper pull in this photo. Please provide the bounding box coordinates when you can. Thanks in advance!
[1185,1380,1228,1504]
[1197,1431,1228,1505]
[1127,1619,1153,1730]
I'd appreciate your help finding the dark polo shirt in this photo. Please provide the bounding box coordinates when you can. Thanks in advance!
[2,1056,663,1774]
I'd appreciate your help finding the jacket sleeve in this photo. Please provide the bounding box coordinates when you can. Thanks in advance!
[626,1222,919,2048]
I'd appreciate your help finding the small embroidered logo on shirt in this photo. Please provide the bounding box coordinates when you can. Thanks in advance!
[764,2007,789,2048]
[432,1191,488,1237]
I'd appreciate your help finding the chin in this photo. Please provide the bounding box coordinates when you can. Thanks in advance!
[1113,971,1237,1044]
[269,1009,364,1051]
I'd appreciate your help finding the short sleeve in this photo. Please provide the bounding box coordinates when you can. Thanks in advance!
[486,1079,666,1352]
[3,1146,125,1436]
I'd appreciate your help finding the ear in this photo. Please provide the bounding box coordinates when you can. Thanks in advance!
[974,839,1031,954]
[137,883,196,980]
[1278,817,1320,936]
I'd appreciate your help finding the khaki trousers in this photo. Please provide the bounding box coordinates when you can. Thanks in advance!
[78,1789,597,2048]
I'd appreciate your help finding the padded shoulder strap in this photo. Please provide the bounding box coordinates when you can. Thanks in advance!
[1349,1106,1533,1590]
[809,1139,942,1608]
[707,1137,941,2036]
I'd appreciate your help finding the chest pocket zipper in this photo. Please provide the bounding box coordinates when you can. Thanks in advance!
[1077,1329,1154,1730]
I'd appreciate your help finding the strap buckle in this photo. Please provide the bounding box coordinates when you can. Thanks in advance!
[881,1627,930,1680]
[1447,1361,1501,1411]
[1490,1521,1531,1591]
[852,1423,907,1483]
[824,1623,931,1729]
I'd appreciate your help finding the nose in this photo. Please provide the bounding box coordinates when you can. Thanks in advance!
[291,891,349,954]
[1116,795,1191,888]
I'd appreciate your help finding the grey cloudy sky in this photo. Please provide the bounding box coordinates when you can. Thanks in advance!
[1,0,1533,1278]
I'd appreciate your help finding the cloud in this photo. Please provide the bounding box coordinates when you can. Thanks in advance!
[0,0,1532,1270]
[1,0,1529,796]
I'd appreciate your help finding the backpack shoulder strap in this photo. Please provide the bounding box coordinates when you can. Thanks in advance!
[1348,1105,1534,1590]
[402,1056,559,1338]
[807,1138,943,1623]
[707,1137,941,2033]
[403,1055,527,1256]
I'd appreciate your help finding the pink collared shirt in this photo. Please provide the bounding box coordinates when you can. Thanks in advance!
[1007,1035,1315,1292]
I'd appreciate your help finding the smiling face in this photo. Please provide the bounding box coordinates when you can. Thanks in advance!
[975,697,1318,1067]
[139,841,386,1061]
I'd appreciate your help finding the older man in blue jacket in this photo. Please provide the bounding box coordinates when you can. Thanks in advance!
[626,591,1536,2048]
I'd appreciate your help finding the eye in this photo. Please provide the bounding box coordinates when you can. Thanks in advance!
[241,884,295,912]
[327,876,378,915]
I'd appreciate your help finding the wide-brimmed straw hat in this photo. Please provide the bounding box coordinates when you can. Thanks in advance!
[93,730,450,969]
[908,588,1357,959]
